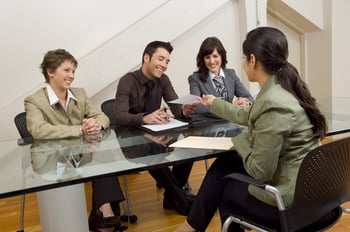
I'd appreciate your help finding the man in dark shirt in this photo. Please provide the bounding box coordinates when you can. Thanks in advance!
[115,41,196,216]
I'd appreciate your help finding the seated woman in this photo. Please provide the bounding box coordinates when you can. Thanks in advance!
[175,27,327,232]
[188,36,254,115]
[24,49,125,232]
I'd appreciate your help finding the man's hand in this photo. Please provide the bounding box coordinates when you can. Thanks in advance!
[144,133,174,146]
[143,108,171,124]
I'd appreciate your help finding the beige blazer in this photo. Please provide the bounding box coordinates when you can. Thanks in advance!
[25,87,109,139]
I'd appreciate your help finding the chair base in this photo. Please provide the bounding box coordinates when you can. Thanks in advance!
[223,206,342,232]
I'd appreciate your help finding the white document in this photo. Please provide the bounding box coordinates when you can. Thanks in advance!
[169,136,234,150]
[168,94,201,104]
[140,118,189,132]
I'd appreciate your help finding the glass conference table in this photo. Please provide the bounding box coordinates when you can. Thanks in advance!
[1,97,350,231]
[0,118,242,231]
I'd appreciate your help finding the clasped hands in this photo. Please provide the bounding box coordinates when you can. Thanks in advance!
[82,118,101,135]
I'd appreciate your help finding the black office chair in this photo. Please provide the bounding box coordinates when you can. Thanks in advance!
[222,136,350,232]
[14,112,32,232]
[100,99,138,223]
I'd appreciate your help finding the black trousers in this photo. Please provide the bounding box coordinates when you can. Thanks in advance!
[187,151,279,232]
[148,161,193,203]
[91,176,125,215]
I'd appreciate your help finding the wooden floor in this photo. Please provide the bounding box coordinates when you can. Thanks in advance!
[1,133,350,232]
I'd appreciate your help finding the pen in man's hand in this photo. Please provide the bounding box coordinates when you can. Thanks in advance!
[162,106,172,120]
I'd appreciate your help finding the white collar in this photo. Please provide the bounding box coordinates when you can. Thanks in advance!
[46,84,76,106]
[209,68,225,81]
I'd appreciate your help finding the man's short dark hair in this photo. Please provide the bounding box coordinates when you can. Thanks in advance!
[142,41,173,63]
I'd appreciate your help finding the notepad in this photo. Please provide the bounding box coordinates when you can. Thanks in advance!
[140,118,189,133]
[169,136,234,150]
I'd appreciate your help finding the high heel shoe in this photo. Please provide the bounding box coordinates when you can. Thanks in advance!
[89,209,121,231]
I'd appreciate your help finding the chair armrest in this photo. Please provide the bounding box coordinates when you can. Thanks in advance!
[224,173,266,188]
[224,173,286,210]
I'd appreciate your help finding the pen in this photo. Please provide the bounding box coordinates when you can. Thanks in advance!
[162,106,174,120]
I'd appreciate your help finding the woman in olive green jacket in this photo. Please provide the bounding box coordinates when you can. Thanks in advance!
[175,27,327,232]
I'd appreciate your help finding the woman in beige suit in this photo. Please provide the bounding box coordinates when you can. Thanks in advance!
[175,27,327,232]
[25,49,125,232]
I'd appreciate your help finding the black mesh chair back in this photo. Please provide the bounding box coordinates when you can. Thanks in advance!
[223,137,350,232]
[14,112,32,139]
[283,136,350,231]
[101,99,116,128]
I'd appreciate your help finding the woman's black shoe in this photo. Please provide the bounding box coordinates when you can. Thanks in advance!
[163,197,190,216]
[89,209,121,231]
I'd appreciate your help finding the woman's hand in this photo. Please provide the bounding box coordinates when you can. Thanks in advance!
[82,118,101,135]
[233,97,251,107]
[199,95,216,106]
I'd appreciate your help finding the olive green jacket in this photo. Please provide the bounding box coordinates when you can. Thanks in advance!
[211,75,320,207]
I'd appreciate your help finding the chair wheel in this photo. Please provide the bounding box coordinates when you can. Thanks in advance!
[121,214,138,223]
[129,215,138,223]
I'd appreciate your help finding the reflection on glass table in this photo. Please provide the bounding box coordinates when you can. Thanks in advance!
[30,136,97,181]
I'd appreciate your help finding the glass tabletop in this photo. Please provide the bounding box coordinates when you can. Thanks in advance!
[1,96,350,199]
[0,121,242,198]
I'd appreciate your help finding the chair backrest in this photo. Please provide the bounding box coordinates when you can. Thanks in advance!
[14,112,32,139]
[285,136,350,231]
[101,99,116,127]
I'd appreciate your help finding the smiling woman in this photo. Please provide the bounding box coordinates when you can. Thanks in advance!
[24,49,126,232]
[188,36,254,114]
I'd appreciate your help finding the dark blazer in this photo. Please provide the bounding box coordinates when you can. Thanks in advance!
[189,68,254,114]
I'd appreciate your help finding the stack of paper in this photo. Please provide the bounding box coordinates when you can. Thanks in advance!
[169,136,234,150]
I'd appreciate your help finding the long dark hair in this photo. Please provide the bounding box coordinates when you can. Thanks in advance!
[243,27,327,139]
[196,37,227,82]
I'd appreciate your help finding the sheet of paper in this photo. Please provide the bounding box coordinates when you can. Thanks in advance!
[140,118,189,132]
[168,94,201,104]
[169,136,234,150]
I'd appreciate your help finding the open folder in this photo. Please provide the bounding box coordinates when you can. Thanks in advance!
[169,136,234,150]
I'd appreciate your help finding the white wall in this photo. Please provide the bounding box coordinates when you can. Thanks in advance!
[0,0,237,140]
[92,0,241,104]
[1,0,348,141]
[332,0,350,97]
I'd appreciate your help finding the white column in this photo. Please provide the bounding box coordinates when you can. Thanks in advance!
[37,184,89,232]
